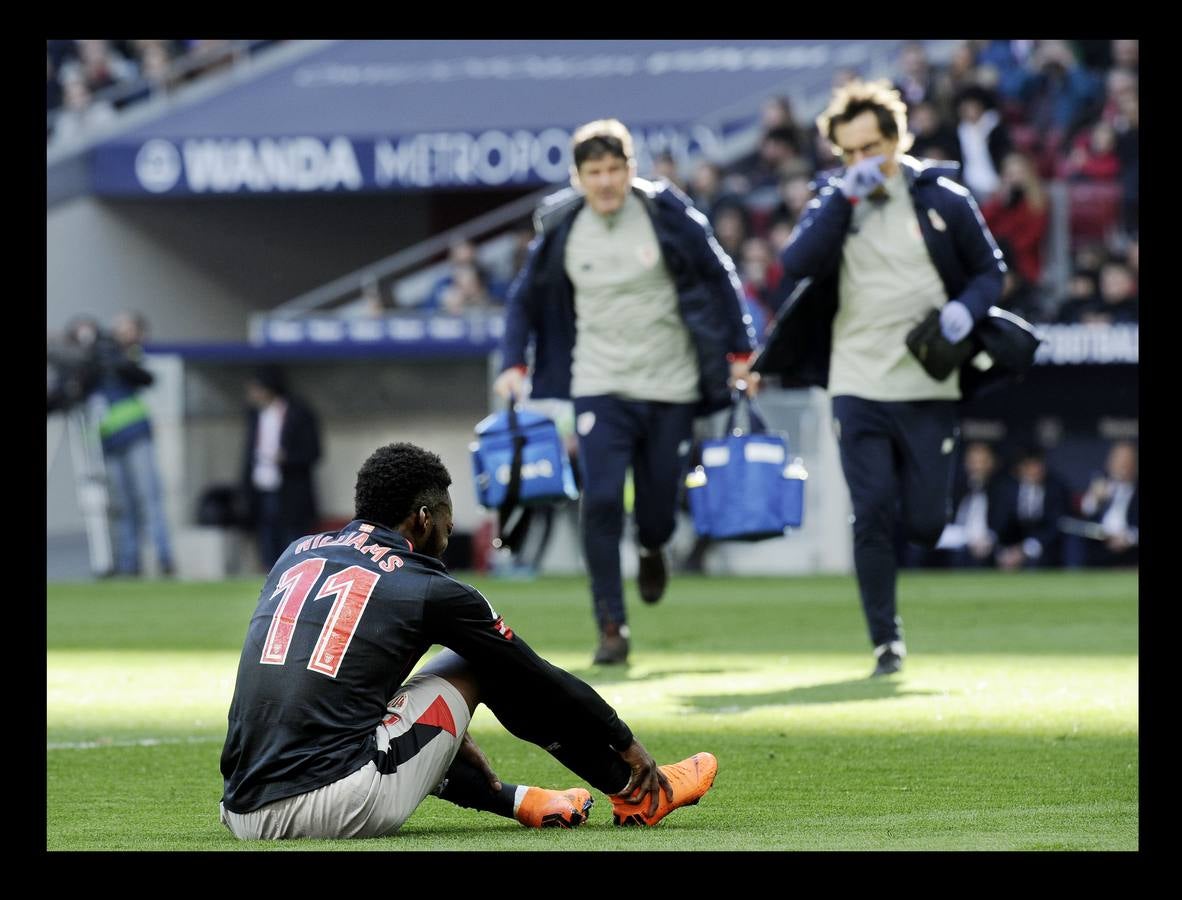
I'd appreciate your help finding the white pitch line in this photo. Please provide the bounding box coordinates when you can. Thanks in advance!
[47,735,223,751]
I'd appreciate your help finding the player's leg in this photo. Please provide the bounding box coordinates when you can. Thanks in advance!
[631,400,695,604]
[105,446,141,575]
[126,434,175,574]
[218,661,474,840]
[894,400,960,549]
[574,395,641,662]
[417,650,595,828]
[832,396,905,674]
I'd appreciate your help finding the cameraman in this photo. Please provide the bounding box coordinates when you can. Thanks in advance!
[50,314,175,577]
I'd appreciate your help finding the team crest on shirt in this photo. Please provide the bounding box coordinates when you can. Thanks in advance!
[636,242,659,268]
[927,208,948,232]
[491,616,514,640]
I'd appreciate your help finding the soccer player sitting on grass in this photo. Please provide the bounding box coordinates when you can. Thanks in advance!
[218,441,717,839]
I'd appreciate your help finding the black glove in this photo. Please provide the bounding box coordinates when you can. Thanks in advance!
[905,308,975,381]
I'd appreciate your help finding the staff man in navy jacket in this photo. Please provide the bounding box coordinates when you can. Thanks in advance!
[495,119,757,665]
[754,80,1007,677]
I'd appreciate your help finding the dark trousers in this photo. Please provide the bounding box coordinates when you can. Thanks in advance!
[832,395,960,648]
[256,490,309,571]
[573,395,696,630]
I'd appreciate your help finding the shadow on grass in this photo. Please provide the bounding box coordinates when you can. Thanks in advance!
[685,677,940,712]
[565,667,737,685]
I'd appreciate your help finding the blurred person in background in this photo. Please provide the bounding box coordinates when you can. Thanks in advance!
[650,151,685,192]
[97,312,175,577]
[941,442,1009,568]
[753,79,1008,677]
[737,236,782,339]
[494,118,756,665]
[1065,441,1138,567]
[894,41,939,109]
[908,99,959,162]
[1083,258,1138,324]
[954,84,1012,201]
[242,367,322,571]
[438,263,500,315]
[1014,40,1103,155]
[688,160,739,225]
[51,70,118,145]
[709,200,750,262]
[994,447,1072,570]
[981,152,1049,286]
[1053,269,1101,324]
[1063,121,1121,182]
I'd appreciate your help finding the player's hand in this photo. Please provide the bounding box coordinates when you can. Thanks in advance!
[729,359,761,396]
[940,301,974,343]
[458,731,502,793]
[839,155,886,201]
[493,366,527,402]
[615,739,672,819]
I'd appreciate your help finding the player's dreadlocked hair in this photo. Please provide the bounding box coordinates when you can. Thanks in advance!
[354,442,452,528]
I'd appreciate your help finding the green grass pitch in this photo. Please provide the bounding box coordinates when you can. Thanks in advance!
[46,570,1137,851]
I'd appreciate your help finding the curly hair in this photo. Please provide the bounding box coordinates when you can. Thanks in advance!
[354,442,452,528]
[815,79,914,155]
[572,118,635,169]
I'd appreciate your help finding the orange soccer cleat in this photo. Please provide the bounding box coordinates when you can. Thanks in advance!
[611,752,718,826]
[514,786,594,829]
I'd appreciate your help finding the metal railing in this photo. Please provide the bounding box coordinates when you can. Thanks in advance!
[262,188,552,323]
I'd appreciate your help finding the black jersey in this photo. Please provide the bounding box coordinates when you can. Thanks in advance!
[220,520,633,813]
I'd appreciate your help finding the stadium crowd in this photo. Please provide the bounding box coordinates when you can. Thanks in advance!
[47,39,282,146]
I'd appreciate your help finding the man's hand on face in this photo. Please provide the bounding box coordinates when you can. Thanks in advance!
[840,155,887,202]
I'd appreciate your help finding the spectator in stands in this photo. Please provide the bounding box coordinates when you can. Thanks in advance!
[242,367,322,571]
[768,216,795,255]
[70,39,137,99]
[1014,40,1103,154]
[1054,270,1101,324]
[743,128,811,212]
[101,312,176,577]
[359,278,387,317]
[1065,441,1138,567]
[710,201,750,262]
[908,100,959,161]
[51,70,118,146]
[427,240,502,309]
[944,442,1009,568]
[771,173,814,229]
[651,151,685,192]
[688,161,732,224]
[954,84,1012,201]
[493,118,755,665]
[894,41,939,109]
[994,447,1072,569]
[1063,121,1121,182]
[981,152,1049,285]
[438,263,500,316]
[1111,39,1138,74]
[1082,258,1138,324]
[737,237,782,338]
[1111,89,1138,234]
[934,41,983,118]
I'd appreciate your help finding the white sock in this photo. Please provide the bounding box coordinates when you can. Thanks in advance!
[511,784,530,816]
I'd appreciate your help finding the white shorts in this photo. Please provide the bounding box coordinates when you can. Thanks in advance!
[220,674,471,839]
